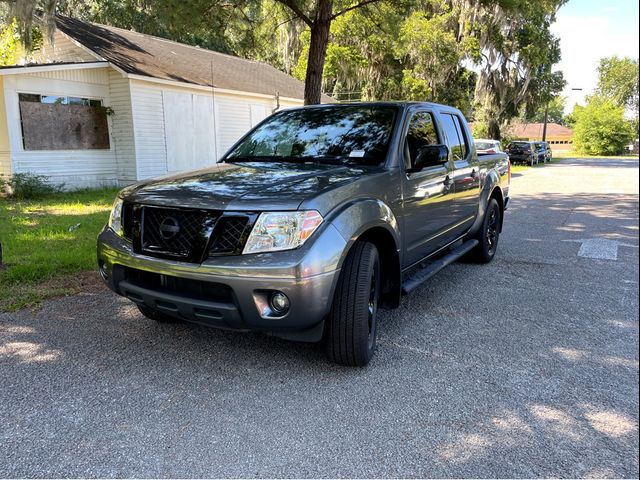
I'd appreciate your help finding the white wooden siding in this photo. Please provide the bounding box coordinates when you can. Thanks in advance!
[215,95,253,156]
[162,91,217,173]
[10,150,117,187]
[108,70,137,184]
[250,104,270,127]
[25,68,109,86]
[0,67,304,187]
[0,77,11,177]
[1,69,119,188]
[130,83,167,179]
[29,30,99,64]
[0,153,10,177]
[129,78,291,178]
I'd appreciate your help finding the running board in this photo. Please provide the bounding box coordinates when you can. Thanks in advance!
[401,239,479,295]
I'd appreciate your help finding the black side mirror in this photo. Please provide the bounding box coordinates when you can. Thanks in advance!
[410,144,449,172]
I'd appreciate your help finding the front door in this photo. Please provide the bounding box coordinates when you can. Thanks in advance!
[401,111,456,267]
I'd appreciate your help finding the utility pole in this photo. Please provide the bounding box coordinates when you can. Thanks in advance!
[542,101,549,142]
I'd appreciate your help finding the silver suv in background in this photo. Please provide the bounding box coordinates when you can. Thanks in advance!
[475,139,503,155]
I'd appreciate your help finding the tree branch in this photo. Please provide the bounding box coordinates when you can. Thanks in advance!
[274,0,313,27]
[330,0,383,20]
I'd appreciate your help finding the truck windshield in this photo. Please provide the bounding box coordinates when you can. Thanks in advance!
[225,105,398,166]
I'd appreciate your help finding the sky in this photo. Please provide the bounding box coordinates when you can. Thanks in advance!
[551,0,640,113]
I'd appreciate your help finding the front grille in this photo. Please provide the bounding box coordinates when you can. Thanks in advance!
[139,206,216,261]
[210,217,250,255]
[125,202,257,262]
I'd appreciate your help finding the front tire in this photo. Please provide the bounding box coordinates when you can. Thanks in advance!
[324,241,380,367]
[468,198,502,263]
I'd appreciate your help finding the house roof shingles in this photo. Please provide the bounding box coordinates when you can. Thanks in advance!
[55,16,310,100]
[506,122,574,140]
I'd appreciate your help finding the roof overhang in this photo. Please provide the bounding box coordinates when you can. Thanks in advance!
[125,72,306,104]
[0,61,109,76]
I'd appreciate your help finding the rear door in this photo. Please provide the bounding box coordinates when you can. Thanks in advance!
[401,110,456,266]
[438,113,480,233]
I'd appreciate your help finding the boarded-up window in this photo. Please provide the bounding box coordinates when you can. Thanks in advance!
[18,94,110,150]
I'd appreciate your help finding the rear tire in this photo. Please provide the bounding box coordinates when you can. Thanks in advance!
[137,304,183,323]
[468,198,501,263]
[324,241,380,367]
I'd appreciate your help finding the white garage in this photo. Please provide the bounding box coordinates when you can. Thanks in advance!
[0,16,313,188]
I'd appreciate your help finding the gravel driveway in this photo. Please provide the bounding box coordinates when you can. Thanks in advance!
[1,157,638,478]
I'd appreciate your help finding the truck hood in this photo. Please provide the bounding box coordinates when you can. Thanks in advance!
[121,161,372,212]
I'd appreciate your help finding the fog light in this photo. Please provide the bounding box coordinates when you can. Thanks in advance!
[270,292,290,314]
[98,259,109,281]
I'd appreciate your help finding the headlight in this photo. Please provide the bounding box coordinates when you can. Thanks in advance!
[243,210,323,254]
[108,197,124,236]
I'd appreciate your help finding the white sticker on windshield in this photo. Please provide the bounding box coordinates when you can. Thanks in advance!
[349,150,365,158]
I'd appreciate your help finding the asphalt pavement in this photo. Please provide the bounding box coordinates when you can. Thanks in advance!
[1,157,638,478]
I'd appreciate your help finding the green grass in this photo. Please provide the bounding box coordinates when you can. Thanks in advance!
[552,150,639,159]
[0,187,119,311]
[510,157,561,173]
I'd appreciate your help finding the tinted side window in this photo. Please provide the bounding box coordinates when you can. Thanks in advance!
[440,114,465,160]
[452,115,469,158]
[406,112,439,163]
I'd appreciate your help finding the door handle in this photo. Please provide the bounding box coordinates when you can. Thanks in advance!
[470,169,477,179]
[443,175,453,187]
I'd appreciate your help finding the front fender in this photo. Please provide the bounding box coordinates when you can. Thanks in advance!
[327,198,401,268]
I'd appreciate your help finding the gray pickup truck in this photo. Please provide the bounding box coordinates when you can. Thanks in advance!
[97,102,510,366]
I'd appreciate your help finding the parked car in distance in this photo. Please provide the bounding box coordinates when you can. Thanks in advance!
[506,141,539,166]
[475,139,503,155]
[534,141,552,163]
[98,102,510,366]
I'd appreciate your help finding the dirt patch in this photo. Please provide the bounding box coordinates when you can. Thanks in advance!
[0,269,107,313]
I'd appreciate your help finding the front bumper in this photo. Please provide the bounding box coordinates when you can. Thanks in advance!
[508,154,532,163]
[97,225,346,342]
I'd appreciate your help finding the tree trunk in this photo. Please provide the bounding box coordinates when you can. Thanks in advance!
[488,118,501,140]
[303,0,333,105]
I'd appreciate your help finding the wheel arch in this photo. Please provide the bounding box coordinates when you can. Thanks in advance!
[467,174,506,237]
[354,226,402,308]
[329,198,402,308]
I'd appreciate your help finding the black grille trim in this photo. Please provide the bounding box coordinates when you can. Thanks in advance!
[209,215,255,256]
[131,205,217,263]
[126,203,257,262]
[122,201,134,240]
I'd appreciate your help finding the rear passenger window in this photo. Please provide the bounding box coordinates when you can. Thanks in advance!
[440,114,469,160]
[406,112,439,163]
[452,115,469,158]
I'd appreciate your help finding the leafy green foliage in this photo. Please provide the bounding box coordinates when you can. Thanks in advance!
[572,97,635,156]
[471,0,566,138]
[596,56,639,120]
[471,122,489,139]
[0,172,65,199]
[7,0,566,131]
[0,18,21,65]
[0,0,54,49]
[525,96,567,124]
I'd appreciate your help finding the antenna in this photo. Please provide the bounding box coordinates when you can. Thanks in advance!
[273,91,280,113]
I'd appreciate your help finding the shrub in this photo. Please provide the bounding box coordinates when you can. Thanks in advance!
[572,96,635,156]
[471,122,489,139]
[0,172,65,199]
